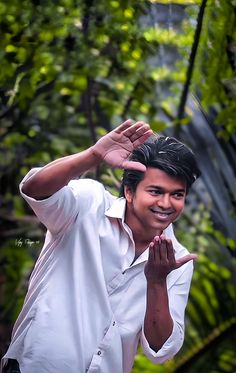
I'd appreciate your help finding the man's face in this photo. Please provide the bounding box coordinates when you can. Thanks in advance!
[125,167,186,238]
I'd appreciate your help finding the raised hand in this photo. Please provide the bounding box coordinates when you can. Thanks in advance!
[92,119,153,171]
[144,235,197,283]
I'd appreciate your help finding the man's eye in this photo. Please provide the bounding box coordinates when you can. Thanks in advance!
[149,190,161,195]
[173,193,184,198]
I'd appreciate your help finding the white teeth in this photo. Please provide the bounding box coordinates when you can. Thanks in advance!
[150,209,173,217]
[151,209,169,215]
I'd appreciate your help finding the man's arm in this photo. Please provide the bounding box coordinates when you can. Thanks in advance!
[144,235,197,352]
[22,120,153,199]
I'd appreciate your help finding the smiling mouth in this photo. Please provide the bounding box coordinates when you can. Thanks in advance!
[150,208,174,220]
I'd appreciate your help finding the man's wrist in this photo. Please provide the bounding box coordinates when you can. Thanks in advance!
[146,277,167,288]
[90,144,105,163]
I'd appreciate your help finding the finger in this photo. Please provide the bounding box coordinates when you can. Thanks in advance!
[159,237,168,262]
[129,123,151,142]
[166,239,176,264]
[115,119,134,133]
[133,130,153,148]
[122,160,146,171]
[153,236,161,263]
[122,121,147,137]
[148,242,155,263]
[176,254,198,268]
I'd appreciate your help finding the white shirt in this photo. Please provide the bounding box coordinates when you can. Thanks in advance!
[2,169,194,373]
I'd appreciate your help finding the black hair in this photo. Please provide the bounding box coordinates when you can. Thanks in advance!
[120,135,201,197]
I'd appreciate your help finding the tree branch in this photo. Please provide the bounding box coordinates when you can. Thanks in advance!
[176,0,208,131]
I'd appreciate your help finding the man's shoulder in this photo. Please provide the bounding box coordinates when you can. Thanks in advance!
[68,178,117,208]
[68,178,104,191]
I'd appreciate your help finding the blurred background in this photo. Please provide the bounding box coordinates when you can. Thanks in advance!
[0,0,236,371]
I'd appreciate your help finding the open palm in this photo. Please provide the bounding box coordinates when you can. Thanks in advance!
[93,119,153,170]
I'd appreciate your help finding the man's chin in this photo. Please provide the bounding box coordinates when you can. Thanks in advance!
[152,221,172,232]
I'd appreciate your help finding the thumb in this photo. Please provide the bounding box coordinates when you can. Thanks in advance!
[176,254,198,268]
[122,160,146,172]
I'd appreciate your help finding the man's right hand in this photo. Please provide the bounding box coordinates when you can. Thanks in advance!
[92,119,153,171]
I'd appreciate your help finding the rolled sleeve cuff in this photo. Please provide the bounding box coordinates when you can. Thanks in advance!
[140,321,184,364]
[20,168,65,206]
[19,168,74,234]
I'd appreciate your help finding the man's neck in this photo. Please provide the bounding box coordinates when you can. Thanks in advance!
[124,210,162,259]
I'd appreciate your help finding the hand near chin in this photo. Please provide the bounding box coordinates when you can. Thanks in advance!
[144,235,197,283]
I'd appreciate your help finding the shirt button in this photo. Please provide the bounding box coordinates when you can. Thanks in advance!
[113,321,116,326]
[97,350,102,355]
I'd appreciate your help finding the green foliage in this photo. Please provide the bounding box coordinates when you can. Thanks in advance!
[192,0,236,138]
[1,0,236,371]
[0,241,34,322]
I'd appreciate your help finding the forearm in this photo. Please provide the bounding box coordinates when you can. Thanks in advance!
[144,279,173,352]
[21,120,152,199]
[22,146,101,199]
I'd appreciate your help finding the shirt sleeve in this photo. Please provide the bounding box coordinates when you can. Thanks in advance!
[140,260,194,364]
[19,168,105,235]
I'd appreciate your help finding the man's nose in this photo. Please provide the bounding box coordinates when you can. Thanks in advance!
[156,194,171,209]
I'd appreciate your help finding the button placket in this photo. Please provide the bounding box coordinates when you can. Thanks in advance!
[107,271,126,295]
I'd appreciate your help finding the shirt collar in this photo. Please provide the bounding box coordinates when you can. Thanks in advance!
[105,197,127,221]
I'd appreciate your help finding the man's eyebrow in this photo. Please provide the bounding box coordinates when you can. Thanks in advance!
[147,185,186,193]
[172,189,186,193]
[147,185,163,189]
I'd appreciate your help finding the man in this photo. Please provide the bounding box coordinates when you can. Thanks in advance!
[2,120,200,373]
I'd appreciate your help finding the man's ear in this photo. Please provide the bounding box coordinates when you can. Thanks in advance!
[124,186,134,203]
